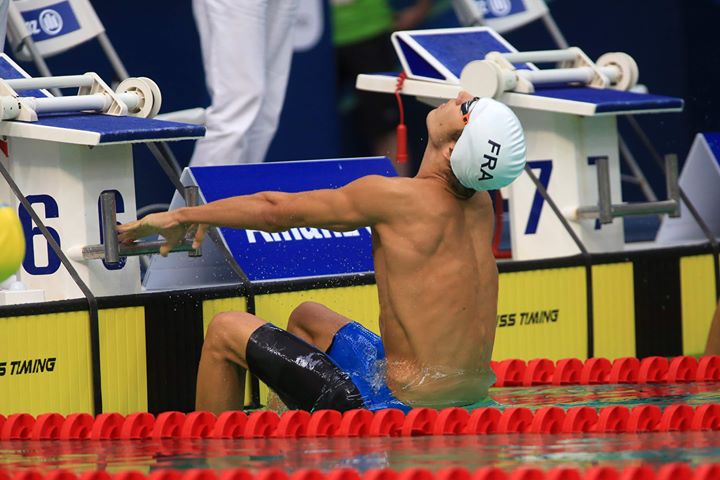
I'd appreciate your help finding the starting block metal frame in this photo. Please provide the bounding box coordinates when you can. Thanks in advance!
[357,27,684,260]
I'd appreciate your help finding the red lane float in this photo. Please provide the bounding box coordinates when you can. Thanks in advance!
[307,410,342,437]
[182,411,216,438]
[31,413,64,440]
[153,412,185,439]
[562,407,597,433]
[275,410,310,438]
[244,411,279,438]
[465,408,501,434]
[4,403,720,440]
[213,411,247,438]
[92,413,125,440]
[338,409,373,437]
[61,413,94,440]
[491,355,720,386]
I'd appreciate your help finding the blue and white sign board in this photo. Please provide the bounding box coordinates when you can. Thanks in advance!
[7,0,104,60]
[357,27,684,259]
[656,133,720,245]
[143,158,396,290]
[479,0,548,33]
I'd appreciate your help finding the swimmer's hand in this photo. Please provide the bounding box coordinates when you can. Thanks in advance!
[117,211,208,257]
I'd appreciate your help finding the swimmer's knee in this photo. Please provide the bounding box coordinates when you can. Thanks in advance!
[204,311,265,359]
[287,301,325,332]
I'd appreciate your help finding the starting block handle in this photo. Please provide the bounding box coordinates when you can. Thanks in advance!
[665,154,681,218]
[101,191,120,264]
[6,74,95,91]
[574,155,682,223]
[498,49,578,64]
[29,93,140,115]
[0,73,160,121]
[75,186,202,265]
[596,156,613,224]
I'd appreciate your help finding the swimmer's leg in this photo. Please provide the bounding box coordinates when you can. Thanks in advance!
[196,311,266,414]
[287,301,352,352]
[197,310,364,413]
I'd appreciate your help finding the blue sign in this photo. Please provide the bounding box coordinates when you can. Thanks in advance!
[21,1,81,43]
[480,0,528,19]
[190,158,396,282]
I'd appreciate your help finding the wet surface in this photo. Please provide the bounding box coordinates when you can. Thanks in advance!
[1,432,720,473]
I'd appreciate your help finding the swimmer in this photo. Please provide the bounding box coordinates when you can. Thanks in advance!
[117,92,526,412]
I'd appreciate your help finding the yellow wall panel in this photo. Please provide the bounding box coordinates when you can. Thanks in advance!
[99,307,147,414]
[255,285,380,332]
[494,267,588,361]
[202,297,248,335]
[0,311,93,415]
[592,263,636,359]
[681,254,718,355]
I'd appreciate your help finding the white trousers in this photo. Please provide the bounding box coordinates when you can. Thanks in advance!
[190,0,298,166]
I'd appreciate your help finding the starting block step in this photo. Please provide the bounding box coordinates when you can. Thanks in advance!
[144,157,397,290]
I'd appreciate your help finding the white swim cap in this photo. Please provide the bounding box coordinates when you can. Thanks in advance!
[450,98,526,191]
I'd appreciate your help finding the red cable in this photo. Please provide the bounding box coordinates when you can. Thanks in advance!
[394,72,408,165]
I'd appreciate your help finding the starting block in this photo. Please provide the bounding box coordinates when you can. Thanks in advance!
[357,27,684,260]
[657,133,720,244]
[0,54,205,303]
[144,158,396,290]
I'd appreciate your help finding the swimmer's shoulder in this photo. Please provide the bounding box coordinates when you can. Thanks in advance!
[353,174,418,199]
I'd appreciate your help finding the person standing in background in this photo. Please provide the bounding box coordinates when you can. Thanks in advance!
[0,0,8,53]
[190,0,298,167]
[332,0,431,175]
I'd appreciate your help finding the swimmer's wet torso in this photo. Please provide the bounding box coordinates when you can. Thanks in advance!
[371,177,497,407]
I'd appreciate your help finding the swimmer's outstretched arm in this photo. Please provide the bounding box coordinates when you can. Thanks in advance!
[117,175,406,256]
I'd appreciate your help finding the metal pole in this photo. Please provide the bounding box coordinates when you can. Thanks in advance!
[665,154,680,218]
[101,191,120,264]
[595,157,613,224]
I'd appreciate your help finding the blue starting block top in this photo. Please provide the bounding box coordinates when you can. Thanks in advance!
[144,158,397,289]
[377,27,684,116]
[32,113,205,144]
[529,87,683,114]
[0,55,205,145]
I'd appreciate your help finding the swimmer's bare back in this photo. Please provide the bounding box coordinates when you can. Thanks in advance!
[370,175,498,408]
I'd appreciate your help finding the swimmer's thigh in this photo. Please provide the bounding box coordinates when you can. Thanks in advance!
[246,323,365,411]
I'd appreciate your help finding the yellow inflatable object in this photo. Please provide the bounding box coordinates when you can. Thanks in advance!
[0,205,25,283]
